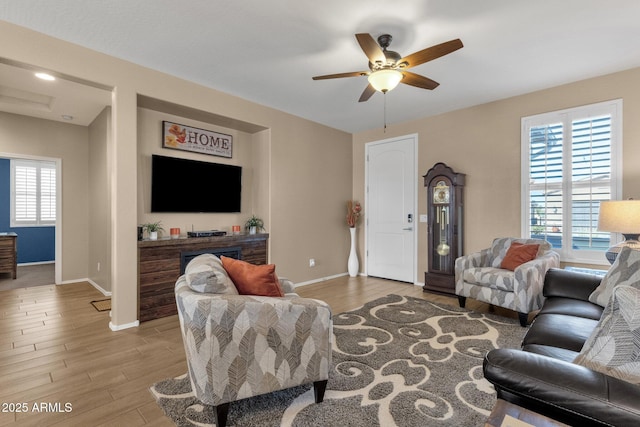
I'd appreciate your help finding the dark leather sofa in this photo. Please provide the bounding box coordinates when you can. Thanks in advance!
[483,268,640,427]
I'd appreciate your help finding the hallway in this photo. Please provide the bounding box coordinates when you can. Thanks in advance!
[0,263,55,291]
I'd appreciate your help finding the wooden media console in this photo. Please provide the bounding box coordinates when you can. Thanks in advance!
[137,233,268,322]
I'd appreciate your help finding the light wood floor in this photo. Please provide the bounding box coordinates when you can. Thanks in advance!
[0,275,519,426]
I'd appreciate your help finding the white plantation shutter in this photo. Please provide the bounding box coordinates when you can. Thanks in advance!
[39,165,56,222]
[14,163,37,223]
[528,122,563,246]
[522,100,621,263]
[570,115,612,249]
[11,159,57,226]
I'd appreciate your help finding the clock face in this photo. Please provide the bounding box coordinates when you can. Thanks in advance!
[433,181,450,204]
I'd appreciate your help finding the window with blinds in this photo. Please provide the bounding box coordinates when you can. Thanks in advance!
[521,100,622,264]
[10,159,57,227]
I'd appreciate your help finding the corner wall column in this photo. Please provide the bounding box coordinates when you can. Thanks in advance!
[109,85,139,330]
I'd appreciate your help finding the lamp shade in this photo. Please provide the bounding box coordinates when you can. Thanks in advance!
[598,200,640,233]
[368,69,403,93]
[598,200,640,264]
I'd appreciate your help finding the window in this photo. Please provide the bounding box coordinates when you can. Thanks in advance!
[10,159,57,227]
[521,100,622,264]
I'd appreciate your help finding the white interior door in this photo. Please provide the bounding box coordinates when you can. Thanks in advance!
[366,135,416,283]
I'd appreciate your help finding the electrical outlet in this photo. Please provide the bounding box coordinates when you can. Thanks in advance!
[97,262,101,272]
[309,258,315,267]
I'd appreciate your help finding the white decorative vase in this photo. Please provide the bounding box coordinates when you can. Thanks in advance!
[149,231,158,241]
[249,226,257,235]
[348,227,359,277]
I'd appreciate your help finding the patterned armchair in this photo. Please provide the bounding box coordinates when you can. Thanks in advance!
[455,237,560,326]
[175,256,332,427]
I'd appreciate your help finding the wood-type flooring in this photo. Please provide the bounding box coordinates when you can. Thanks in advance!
[0,273,519,426]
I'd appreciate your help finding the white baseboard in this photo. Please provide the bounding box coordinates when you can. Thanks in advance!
[294,272,350,288]
[294,273,425,288]
[57,278,86,285]
[109,320,139,331]
[56,278,112,296]
[17,260,55,266]
[86,279,112,296]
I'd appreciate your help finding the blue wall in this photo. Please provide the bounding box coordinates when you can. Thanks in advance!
[0,158,55,263]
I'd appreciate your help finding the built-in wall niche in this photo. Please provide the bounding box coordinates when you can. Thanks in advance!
[135,95,272,241]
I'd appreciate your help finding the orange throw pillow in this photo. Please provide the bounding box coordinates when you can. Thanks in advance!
[221,256,284,297]
[500,242,540,271]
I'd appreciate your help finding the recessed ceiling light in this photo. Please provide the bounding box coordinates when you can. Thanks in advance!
[61,115,74,121]
[35,72,55,81]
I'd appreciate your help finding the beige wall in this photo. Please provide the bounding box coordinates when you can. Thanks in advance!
[252,129,272,254]
[268,115,353,281]
[0,111,90,282]
[88,107,112,292]
[353,67,640,279]
[0,21,352,328]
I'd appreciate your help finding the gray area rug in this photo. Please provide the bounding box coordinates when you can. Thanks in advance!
[150,294,526,426]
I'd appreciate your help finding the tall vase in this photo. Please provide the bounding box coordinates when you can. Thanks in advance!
[348,227,359,277]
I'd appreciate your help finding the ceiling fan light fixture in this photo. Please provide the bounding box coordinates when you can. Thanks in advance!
[368,69,402,93]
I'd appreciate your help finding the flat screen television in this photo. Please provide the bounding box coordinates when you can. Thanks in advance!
[151,154,242,213]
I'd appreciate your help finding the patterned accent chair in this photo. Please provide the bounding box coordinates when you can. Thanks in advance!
[455,237,560,326]
[175,260,332,427]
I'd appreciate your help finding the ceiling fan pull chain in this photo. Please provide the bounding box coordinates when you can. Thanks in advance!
[383,92,387,133]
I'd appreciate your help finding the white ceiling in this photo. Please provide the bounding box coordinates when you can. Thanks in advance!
[0,61,111,126]
[1,1,639,132]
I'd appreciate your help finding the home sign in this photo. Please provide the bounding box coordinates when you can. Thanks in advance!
[162,121,233,158]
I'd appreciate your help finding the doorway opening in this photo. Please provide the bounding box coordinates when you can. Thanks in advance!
[0,154,60,289]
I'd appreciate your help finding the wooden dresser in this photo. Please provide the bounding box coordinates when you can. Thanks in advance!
[137,233,269,322]
[0,233,18,279]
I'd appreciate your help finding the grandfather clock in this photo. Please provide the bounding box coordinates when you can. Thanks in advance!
[423,162,465,295]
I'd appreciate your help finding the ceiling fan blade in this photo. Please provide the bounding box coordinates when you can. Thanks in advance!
[358,84,376,102]
[399,39,463,69]
[400,71,439,90]
[312,71,367,80]
[355,33,386,65]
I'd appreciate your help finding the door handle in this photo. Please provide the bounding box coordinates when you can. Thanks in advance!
[402,227,413,231]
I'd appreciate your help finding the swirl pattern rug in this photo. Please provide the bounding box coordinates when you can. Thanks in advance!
[151,294,525,426]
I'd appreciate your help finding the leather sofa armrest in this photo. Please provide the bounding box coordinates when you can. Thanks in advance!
[543,268,603,301]
[484,348,640,427]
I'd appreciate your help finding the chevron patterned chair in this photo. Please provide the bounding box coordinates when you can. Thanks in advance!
[455,237,560,326]
[175,254,332,427]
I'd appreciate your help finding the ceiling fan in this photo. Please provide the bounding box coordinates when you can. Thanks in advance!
[312,33,463,102]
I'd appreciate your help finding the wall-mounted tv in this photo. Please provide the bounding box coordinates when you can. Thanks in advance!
[151,154,242,213]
